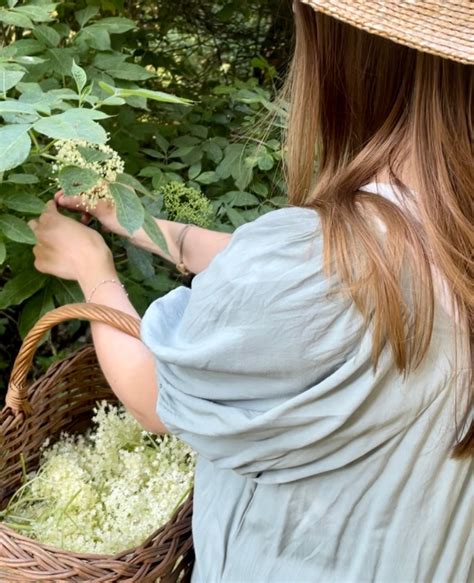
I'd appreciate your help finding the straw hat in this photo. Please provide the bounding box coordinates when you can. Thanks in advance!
[299,0,474,64]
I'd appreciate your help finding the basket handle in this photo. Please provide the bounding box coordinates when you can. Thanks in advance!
[6,303,142,416]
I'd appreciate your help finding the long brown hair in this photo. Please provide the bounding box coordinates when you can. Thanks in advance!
[284,5,473,457]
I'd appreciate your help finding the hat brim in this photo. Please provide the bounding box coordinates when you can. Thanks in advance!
[299,0,473,65]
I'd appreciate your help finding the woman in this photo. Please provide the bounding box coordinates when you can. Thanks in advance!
[30,0,472,581]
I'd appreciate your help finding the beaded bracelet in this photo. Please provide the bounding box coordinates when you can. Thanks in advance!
[86,279,127,303]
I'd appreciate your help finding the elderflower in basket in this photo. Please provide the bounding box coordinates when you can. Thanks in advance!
[0,401,196,555]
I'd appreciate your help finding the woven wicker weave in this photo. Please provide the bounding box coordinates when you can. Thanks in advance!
[300,0,474,64]
[0,303,194,582]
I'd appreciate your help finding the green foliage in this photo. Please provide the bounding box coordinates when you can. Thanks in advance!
[0,0,291,400]
[162,182,213,228]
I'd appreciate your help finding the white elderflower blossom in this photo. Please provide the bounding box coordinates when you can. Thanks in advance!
[52,138,124,210]
[1,401,195,555]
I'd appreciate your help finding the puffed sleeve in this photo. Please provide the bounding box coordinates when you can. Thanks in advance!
[140,207,436,484]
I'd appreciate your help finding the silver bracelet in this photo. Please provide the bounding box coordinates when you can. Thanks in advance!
[86,279,127,303]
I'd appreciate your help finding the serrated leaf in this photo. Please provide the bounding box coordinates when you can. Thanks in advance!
[58,166,100,197]
[71,59,87,94]
[0,239,5,265]
[1,192,45,213]
[0,213,35,244]
[33,25,61,47]
[75,6,99,28]
[33,110,107,143]
[108,182,144,235]
[0,270,47,310]
[0,10,33,28]
[19,287,55,338]
[0,124,31,172]
[143,212,169,255]
[0,69,25,93]
[107,64,154,81]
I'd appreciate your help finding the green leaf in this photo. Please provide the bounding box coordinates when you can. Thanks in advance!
[107,64,154,81]
[108,182,145,235]
[75,6,99,28]
[98,81,192,105]
[188,162,202,180]
[235,161,254,191]
[0,213,35,244]
[78,26,110,51]
[143,212,169,255]
[257,152,274,171]
[33,25,61,48]
[0,69,25,93]
[0,271,47,310]
[1,192,45,213]
[58,166,100,197]
[126,243,154,281]
[0,124,31,172]
[13,5,55,23]
[71,59,87,94]
[51,279,83,304]
[226,206,247,228]
[222,191,259,207]
[76,145,111,163]
[0,10,33,28]
[205,141,223,163]
[91,17,135,34]
[6,174,39,185]
[196,171,218,185]
[19,287,55,339]
[33,110,107,143]
[0,100,39,118]
[0,239,5,265]
[216,144,245,180]
[116,173,151,197]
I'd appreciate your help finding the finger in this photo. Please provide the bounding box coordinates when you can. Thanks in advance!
[55,192,86,212]
[101,225,111,233]
[45,199,58,213]
[28,218,39,232]
[80,212,93,225]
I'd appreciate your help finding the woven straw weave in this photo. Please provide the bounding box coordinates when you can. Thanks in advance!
[0,304,194,582]
[300,0,474,64]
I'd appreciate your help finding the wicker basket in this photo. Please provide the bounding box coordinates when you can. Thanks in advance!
[0,303,194,582]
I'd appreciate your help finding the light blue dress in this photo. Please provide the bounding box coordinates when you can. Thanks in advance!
[141,187,473,583]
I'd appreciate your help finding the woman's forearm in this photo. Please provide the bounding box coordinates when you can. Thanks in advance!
[77,262,169,435]
[129,218,232,274]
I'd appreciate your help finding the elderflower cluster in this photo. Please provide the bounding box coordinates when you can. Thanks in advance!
[162,181,214,227]
[52,139,124,209]
[1,401,195,555]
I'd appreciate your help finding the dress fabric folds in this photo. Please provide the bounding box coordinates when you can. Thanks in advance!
[141,200,473,583]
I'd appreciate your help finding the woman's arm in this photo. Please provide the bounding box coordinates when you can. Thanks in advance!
[29,201,169,434]
[77,262,169,435]
[55,192,232,274]
[130,219,232,274]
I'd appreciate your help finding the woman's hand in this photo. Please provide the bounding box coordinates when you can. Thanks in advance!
[29,200,115,282]
[54,190,127,237]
